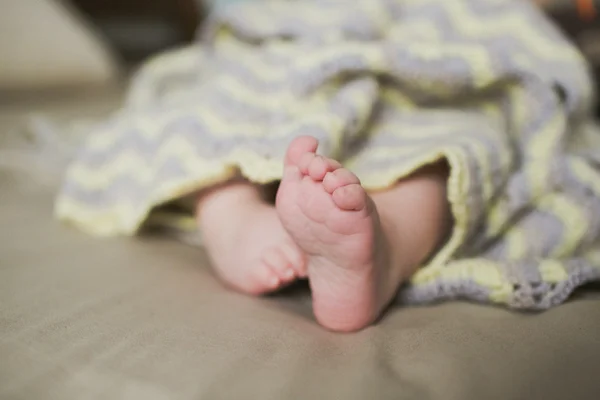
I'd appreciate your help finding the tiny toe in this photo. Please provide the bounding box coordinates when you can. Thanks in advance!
[262,248,297,282]
[324,158,342,172]
[253,264,281,290]
[308,156,341,181]
[284,136,319,166]
[332,184,367,211]
[267,274,281,289]
[279,244,306,277]
[323,168,361,194]
[281,267,296,281]
[298,152,316,174]
[307,156,328,181]
[292,259,308,278]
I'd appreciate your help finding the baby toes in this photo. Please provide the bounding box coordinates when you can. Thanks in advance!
[332,184,368,211]
[308,157,341,181]
[246,263,281,294]
[323,168,361,194]
[298,153,341,181]
[298,152,317,175]
[284,136,319,167]
[262,248,298,284]
[279,243,307,278]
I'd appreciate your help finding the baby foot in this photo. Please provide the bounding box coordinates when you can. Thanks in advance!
[276,137,397,332]
[197,184,306,296]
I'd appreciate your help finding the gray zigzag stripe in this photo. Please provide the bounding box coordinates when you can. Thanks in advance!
[385,0,588,108]
[399,258,600,310]
[211,1,386,43]
[518,209,567,259]
[558,160,600,251]
[207,0,584,100]
[75,105,506,170]
[398,276,493,305]
[75,121,323,168]
[61,156,194,208]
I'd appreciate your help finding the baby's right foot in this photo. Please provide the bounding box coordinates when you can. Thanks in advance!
[276,137,400,332]
[197,183,306,295]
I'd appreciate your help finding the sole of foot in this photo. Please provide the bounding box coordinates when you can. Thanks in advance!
[276,136,397,332]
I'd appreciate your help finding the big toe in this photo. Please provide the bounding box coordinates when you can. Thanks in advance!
[284,136,319,167]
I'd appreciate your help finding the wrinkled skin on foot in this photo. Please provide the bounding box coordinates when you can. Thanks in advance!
[277,136,395,332]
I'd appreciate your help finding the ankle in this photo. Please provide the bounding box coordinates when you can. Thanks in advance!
[196,181,263,225]
[372,163,451,274]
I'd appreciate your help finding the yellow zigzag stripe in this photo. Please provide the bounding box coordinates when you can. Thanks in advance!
[344,136,459,167]
[235,1,391,36]
[56,196,138,236]
[537,196,588,259]
[570,157,600,198]
[215,0,586,92]
[362,0,583,65]
[217,47,291,82]
[387,19,443,42]
[526,111,566,199]
[66,119,348,192]
[412,257,507,287]
[504,226,528,261]
[84,94,342,152]
[380,88,416,108]
[221,40,500,93]
[120,39,544,151]
[477,101,512,203]
[486,112,566,247]
[238,0,573,69]
[56,148,291,236]
[443,0,584,64]
[126,46,207,104]
[347,122,498,215]
[583,248,600,271]
[84,111,267,152]
[538,260,569,284]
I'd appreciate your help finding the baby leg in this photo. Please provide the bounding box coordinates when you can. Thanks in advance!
[277,136,451,332]
[196,179,306,295]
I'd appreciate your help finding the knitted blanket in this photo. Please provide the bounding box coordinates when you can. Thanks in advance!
[55,0,600,309]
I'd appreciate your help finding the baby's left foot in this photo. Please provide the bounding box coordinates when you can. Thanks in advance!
[276,137,406,332]
[197,182,306,296]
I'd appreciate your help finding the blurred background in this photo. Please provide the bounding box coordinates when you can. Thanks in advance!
[68,0,203,63]
[1,0,600,106]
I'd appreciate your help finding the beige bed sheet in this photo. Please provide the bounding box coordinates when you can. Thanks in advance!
[1,89,599,400]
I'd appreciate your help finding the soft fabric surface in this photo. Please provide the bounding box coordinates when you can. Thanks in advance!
[54,0,600,311]
[1,150,600,400]
[0,0,120,91]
